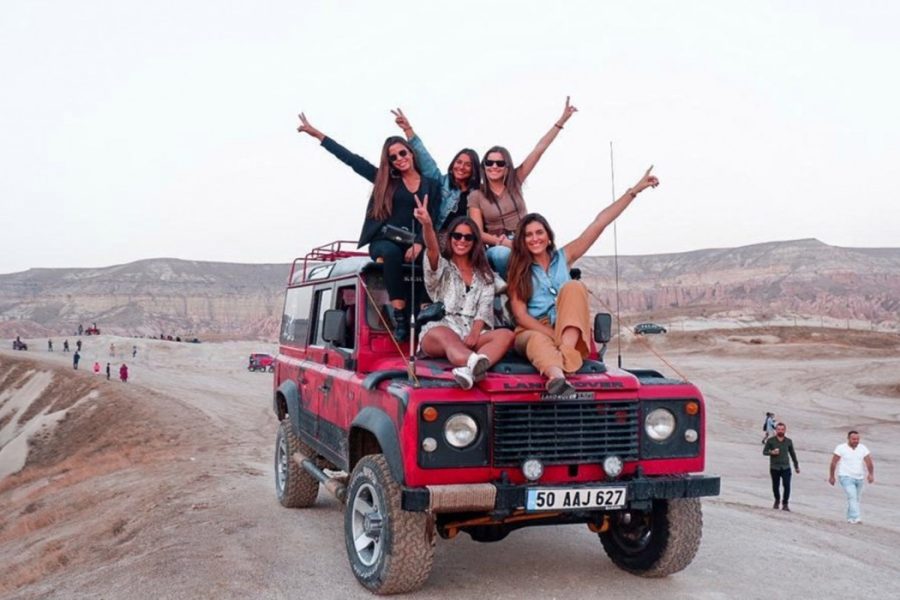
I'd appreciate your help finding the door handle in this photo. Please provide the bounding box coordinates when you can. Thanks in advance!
[318,383,331,392]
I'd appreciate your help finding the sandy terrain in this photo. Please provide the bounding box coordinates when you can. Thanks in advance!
[1,331,898,599]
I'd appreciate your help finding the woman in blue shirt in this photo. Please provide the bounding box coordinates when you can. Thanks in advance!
[506,166,659,396]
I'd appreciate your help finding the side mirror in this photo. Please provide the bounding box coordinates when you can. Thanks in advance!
[593,313,612,344]
[321,309,347,345]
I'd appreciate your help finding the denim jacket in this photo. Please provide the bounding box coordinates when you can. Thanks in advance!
[527,249,571,326]
[408,135,465,231]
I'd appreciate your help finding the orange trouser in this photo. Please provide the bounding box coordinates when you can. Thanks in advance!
[514,281,591,376]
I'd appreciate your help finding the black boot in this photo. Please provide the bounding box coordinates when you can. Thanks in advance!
[390,306,410,342]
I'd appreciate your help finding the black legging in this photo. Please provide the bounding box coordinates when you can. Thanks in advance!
[770,468,792,503]
[369,239,410,302]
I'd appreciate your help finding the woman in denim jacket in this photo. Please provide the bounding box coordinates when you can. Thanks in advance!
[392,108,481,233]
[506,166,659,396]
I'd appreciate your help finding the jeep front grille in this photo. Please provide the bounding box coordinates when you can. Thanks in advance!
[492,400,639,466]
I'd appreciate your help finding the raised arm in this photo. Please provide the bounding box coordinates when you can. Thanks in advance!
[296,112,377,182]
[393,108,442,181]
[515,97,578,184]
[563,166,659,264]
[413,194,440,271]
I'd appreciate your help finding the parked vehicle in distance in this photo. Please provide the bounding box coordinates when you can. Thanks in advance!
[85,326,100,335]
[270,241,719,594]
[634,322,667,335]
[248,353,274,372]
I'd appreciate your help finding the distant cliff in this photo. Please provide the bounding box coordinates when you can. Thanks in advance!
[1,239,898,340]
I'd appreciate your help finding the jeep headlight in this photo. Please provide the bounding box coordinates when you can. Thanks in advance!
[645,408,676,441]
[444,413,478,448]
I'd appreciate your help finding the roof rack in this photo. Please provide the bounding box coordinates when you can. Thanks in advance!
[289,240,368,283]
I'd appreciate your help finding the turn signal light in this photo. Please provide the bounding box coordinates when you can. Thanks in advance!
[685,401,699,416]
[422,406,438,422]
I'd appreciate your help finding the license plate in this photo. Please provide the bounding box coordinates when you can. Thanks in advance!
[526,486,627,511]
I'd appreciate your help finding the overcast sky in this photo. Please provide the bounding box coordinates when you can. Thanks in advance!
[1,1,897,274]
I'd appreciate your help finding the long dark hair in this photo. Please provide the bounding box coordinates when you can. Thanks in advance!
[507,213,556,302]
[371,136,420,220]
[481,145,525,215]
[448,148,481,191]
[442,216,494,284]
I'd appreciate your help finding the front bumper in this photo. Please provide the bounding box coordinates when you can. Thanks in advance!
[402,474,721,513]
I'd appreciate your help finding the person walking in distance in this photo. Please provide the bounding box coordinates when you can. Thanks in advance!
[48,339,53,352]
[763,422,800,511]
[93,361,100,375]
[73,350,81,370]
[119,363,128,383]
[829,430,875,524]
[762,411,776,444]
[76,339,82,352]
[106,362,111,380]
[132,345,137,359]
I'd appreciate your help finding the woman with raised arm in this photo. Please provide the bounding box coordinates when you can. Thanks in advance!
[506,167,659,396]
[468,97,578,278]
[412,195,516,389]
[296,113,440,342]
[392,108,481,234]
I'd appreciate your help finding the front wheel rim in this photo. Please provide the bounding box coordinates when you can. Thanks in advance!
[351,482,385,567]
[276,434,288,493]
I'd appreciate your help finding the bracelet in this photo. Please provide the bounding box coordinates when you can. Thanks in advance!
[554,123,564,130]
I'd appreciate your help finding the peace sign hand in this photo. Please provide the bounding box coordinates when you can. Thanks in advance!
[633,165,659,194]
[296,112,324,140]
[391,107,412,133]
[413,194,431,227]
[558,96,578,126]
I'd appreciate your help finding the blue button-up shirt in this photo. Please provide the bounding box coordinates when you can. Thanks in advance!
[527,249,571,325]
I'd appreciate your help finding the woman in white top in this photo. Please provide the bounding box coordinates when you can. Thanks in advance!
[413,195,515,389]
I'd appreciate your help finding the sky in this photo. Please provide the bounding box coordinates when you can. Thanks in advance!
[1,1,898,274]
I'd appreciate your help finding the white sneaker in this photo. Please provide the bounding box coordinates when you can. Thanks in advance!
[452,366,474,390]
[467,353,490,381]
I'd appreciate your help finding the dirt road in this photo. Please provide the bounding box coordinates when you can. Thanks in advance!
[1,332,898,599]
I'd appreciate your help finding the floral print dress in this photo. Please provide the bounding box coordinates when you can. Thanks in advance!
[422,256,495,339]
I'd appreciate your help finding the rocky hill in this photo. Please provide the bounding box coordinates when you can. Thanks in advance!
[1,239,898,340]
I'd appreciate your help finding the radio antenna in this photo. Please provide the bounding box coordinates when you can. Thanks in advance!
[610,141,623,368]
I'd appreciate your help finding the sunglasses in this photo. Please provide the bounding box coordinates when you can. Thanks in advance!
[389,149,409,162]
[483,159,507,168]
[450,232,475,242]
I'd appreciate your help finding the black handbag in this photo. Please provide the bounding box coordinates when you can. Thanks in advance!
[380,224,416,245]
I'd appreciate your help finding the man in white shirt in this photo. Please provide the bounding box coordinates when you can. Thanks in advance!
[828,430,875,524]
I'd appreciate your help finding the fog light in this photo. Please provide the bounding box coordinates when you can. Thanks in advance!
[422,437,437,452]
[603,456,624,478]
[522,459,544,481]
[684,429,698,443]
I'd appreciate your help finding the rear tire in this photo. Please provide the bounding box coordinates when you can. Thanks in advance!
[274,420,319,508]
[599,498,702,577]
[344,454,435,594]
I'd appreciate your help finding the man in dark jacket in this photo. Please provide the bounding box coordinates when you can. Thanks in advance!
[763,422,800,511]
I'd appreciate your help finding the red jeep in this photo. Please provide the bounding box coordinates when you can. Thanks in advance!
[249,353,275,372]
[272,242,720,594]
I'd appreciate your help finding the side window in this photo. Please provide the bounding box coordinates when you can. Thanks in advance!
[336,285,357,349]
[310,287,334,347]
[280,286,313,346]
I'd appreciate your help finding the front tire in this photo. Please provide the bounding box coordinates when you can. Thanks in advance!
[274,420,319,508]
[599,498,702,577]
[344,454,435,594]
